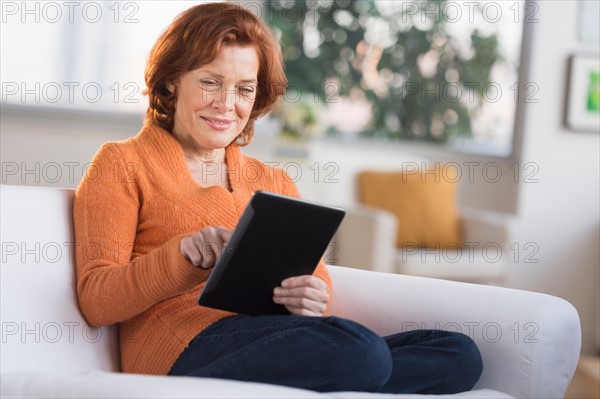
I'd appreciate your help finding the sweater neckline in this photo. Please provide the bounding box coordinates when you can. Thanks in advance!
[140,122,242,194]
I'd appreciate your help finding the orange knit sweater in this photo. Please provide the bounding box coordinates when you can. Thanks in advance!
[73,122,333,375]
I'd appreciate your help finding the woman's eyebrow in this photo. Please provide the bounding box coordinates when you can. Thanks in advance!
[199,71,257,84]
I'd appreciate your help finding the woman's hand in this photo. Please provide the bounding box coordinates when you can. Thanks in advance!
[180,226,232,269]
[273,275,330,317]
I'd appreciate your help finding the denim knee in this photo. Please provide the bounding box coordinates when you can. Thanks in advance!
[446,332,483,392]
[318,317,392,392]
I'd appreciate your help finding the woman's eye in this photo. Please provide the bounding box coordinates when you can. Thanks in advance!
[201,80,219,90]
[239,86,257,98]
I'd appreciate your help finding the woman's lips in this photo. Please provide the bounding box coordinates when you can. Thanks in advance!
[202,117,234,131]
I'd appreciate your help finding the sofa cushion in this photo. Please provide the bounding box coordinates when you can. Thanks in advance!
[0,372,514,398]
[0,186,119,375]
[358,170,462,249]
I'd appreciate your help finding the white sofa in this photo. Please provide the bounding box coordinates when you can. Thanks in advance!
[0,185,581,398]
[333,205,512,284]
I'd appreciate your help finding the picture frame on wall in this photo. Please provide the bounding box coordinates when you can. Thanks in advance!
[565,55,600,132]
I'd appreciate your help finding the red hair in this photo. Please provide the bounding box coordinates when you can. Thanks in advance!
[144,2,287,145]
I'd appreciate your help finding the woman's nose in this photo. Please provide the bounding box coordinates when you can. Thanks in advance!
[211,87,236,112]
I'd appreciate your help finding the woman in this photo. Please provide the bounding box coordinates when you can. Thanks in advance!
[74,2,482,394]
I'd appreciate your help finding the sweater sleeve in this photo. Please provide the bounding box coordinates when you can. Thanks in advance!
[73,143,208,327]
[276,169,334,312]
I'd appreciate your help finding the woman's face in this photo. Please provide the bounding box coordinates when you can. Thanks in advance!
[168,45,259,152]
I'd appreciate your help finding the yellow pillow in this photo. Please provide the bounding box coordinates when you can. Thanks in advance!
[358,170,462,249]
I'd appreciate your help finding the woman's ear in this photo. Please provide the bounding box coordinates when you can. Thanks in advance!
[166,81,176,94]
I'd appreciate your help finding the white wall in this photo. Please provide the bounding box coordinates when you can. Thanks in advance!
[507,1,599,354]
[1,0,598,353]
[1,108,142,189]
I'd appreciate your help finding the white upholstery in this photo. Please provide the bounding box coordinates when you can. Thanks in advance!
[331,204,397,274]
[396,208,512,283]
[336,206,512,284]
[329,267,580,398]
[0,372,511,399]
[1,185,581,398]
[0,186,118,376]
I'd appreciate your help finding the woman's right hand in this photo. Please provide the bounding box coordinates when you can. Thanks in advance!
[179,226,233,270]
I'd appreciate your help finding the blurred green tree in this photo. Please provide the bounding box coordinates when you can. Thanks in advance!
[266,0,500,143]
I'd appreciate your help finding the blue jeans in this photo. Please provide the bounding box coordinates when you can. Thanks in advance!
[169,315,483,394]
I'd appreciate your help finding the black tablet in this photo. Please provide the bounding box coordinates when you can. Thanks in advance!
[198,190,345,315]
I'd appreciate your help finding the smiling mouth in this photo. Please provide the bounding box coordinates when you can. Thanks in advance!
[202,117,234,130]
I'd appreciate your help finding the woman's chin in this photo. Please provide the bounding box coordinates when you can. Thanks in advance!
[197,135,237,150]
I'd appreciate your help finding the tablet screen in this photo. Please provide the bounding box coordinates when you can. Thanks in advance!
[198,190,345,315]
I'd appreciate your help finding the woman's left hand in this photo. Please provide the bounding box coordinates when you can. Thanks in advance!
[273,275,330,317]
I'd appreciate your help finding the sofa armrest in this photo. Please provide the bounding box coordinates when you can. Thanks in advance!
[460,208,512,249]
[328,266,581,399]
[330,205,397,273]
[0,371,326,398]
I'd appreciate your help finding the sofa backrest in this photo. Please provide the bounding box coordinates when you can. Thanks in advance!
[1,185,119,375]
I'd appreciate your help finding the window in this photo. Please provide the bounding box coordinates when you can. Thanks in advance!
[1,1,206,113]
[1,0,528,156]
[267,0,529,156]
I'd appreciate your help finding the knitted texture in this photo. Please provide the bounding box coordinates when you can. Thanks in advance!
[73,122,333,375]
